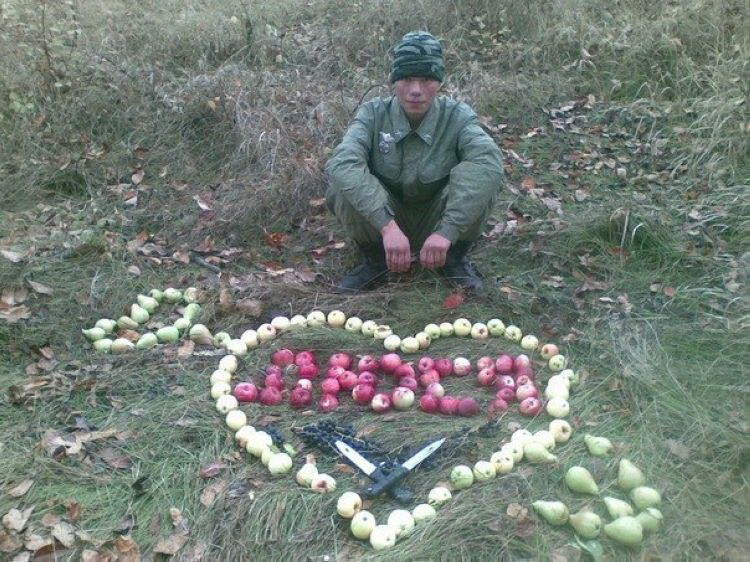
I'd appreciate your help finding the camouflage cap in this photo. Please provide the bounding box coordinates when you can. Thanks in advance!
[390,31,445,83]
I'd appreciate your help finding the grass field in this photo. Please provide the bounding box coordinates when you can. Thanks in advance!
[1,0,748,560]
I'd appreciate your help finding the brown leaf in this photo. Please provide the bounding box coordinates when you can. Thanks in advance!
[665,439,690,460]
[0,305,31,323]
[41,513,61,527]
[521,177,536,191]
[127,265,141,276]
[51,521,76,548]
[442,292,465,310]
[181,541,208,562]
[334,463,355,475]
[0,529,22,553]
[10,551,30,562]
[177,340,195,358]
[551,545,582,562]
[574,188,590,202]
[514,517,536,538]
[154,533,189,555]
[25,533,53,551]
[193,193,214,212]
[663,286,677,297]
[235,298,262,317]
[26,280,53,295]
[2,506,34,531]
[114,535,140,562]
[100,447,133,469]
[264,232,289,249]
[200,479,229,507]
[218,288,233,312]
[6,480,34,498]
[506,503,528,519]
[131,169,145,185]
[66,500,81,522]
[199,461,228,479]
[173,249,190,264]
[81,550,103,562]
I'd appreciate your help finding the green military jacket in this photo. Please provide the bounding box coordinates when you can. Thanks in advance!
[325,95,504,243]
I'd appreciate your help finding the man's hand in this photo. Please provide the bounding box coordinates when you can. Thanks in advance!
[420,233,451,269]
[380,220,411,272]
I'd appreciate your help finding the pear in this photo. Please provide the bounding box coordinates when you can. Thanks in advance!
[565,466,599,495]
[93,338,113,352]
[149,289,165,302]
[568,510,602,538]
[135,332,158,350]
[523,442,557,464]
[117,315,139,330]
[82,327,106,341]
[136,294,159,313]
[156,326,180,343]
[603,496,634,519]
[130,303,150,324]
[94,318,116,333]
[630,486,661,510]
[617,459,645,490]
[532,500,569,526]
[584,434,613,456]
[603,516,643,546]
[184,302,202,322]
[635,507,663,533]
[189,324,213,345]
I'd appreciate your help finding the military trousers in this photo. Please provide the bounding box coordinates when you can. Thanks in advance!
[325,185,496,251]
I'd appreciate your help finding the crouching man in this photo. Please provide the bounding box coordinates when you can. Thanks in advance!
[325,31,504,292]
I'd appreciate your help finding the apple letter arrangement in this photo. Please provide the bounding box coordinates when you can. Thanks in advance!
[81,288,663,552]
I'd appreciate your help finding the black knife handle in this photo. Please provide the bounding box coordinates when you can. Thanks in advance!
[364,466,410,498]
[366,467,413,503]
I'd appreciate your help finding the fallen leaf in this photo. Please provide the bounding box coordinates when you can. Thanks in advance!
[664,439,689,460]
[200,479,229,507]
[199,461,228,479]
[574,189,590,202]
[0,529,23,553]
[26,280,53,295]
[193,193,213,212]
[334,463,356,475]
[521,177,536,191]
[81,549,103,562]
[181,541,208,562]
[0,305,31,323]
[11,551,31,562]
[25,532,53,551]
[100,447,133,469]
[506,503,528,519]
[66,500,81,522]
[154,533,189,555]
[127,265,141,276]
[514,517,536,538]
[218,288,233,312]
[6,480,34,498]
[264,232,289,249]
[2,506,34,532]
[1,249,24,263]
[235,298,263,317]
[177,340,195,358]
[663,286,676,298]
[114,535,140,562]
[41,513,61,527]
[51,521,77,547]
[442,292,465,309]
[131,169,145,185]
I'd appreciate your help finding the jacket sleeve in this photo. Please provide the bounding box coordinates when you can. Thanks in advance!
[324,104,394,231]
[435,116,504,243]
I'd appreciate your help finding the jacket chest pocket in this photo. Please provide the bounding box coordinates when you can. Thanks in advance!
[418,143,458,185]
[370,141,402,182]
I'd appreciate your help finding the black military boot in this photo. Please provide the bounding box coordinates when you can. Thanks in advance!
[442,240,484,291]
[335,243,389,292]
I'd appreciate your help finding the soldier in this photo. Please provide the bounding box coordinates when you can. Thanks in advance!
[325,31,504,292]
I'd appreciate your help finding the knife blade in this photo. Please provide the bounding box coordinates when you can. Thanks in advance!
[362,437,446,498]
[334,441,413,504]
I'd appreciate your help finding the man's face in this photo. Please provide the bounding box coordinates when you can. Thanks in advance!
[395,77,441,123]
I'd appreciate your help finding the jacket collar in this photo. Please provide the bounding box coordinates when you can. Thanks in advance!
[389,96,439,145]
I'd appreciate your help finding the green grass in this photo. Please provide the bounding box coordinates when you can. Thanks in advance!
[1,0,749,559]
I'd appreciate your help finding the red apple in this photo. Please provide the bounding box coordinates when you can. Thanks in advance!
[233,382,258,403]
[326,366,345,379]
[488,398,509,416]
[477,368,497,387]
[298,363,320,380]
[495,354,514,374]
[496,387,516,403]
[519,397,543,416]
[457,397,479,417]
[539,344,559,360]
[477,356,495,371]
[439,396,459,416]
[271,348,295,368]
[392,387,415,410]
[357,371,378,387]
[296,379,312,391]
[318,393,339,412]
[516,383,539,401]
[417,356,435,373]
[419,393,440,413]
[265,373,285,390]
[329,352,352,370]
[357,355,379,373]
[497,375,516,390]
[426,382,445,398]
[266,364,283,378]
[352,384,375,404]
[434,358,453,378]
[399,376,418,392]
[419,370,441,388]
[260,386,282,405]
[453,357,472,376]
[394,363,416,379]
[380,353,402,373]
[515,374,533,387]
[337,370,358,391]
[321,378,340,395]
[513,354,531,371]
[290,387,312,409]
[371,393,392,413]
[295,350,316,366]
